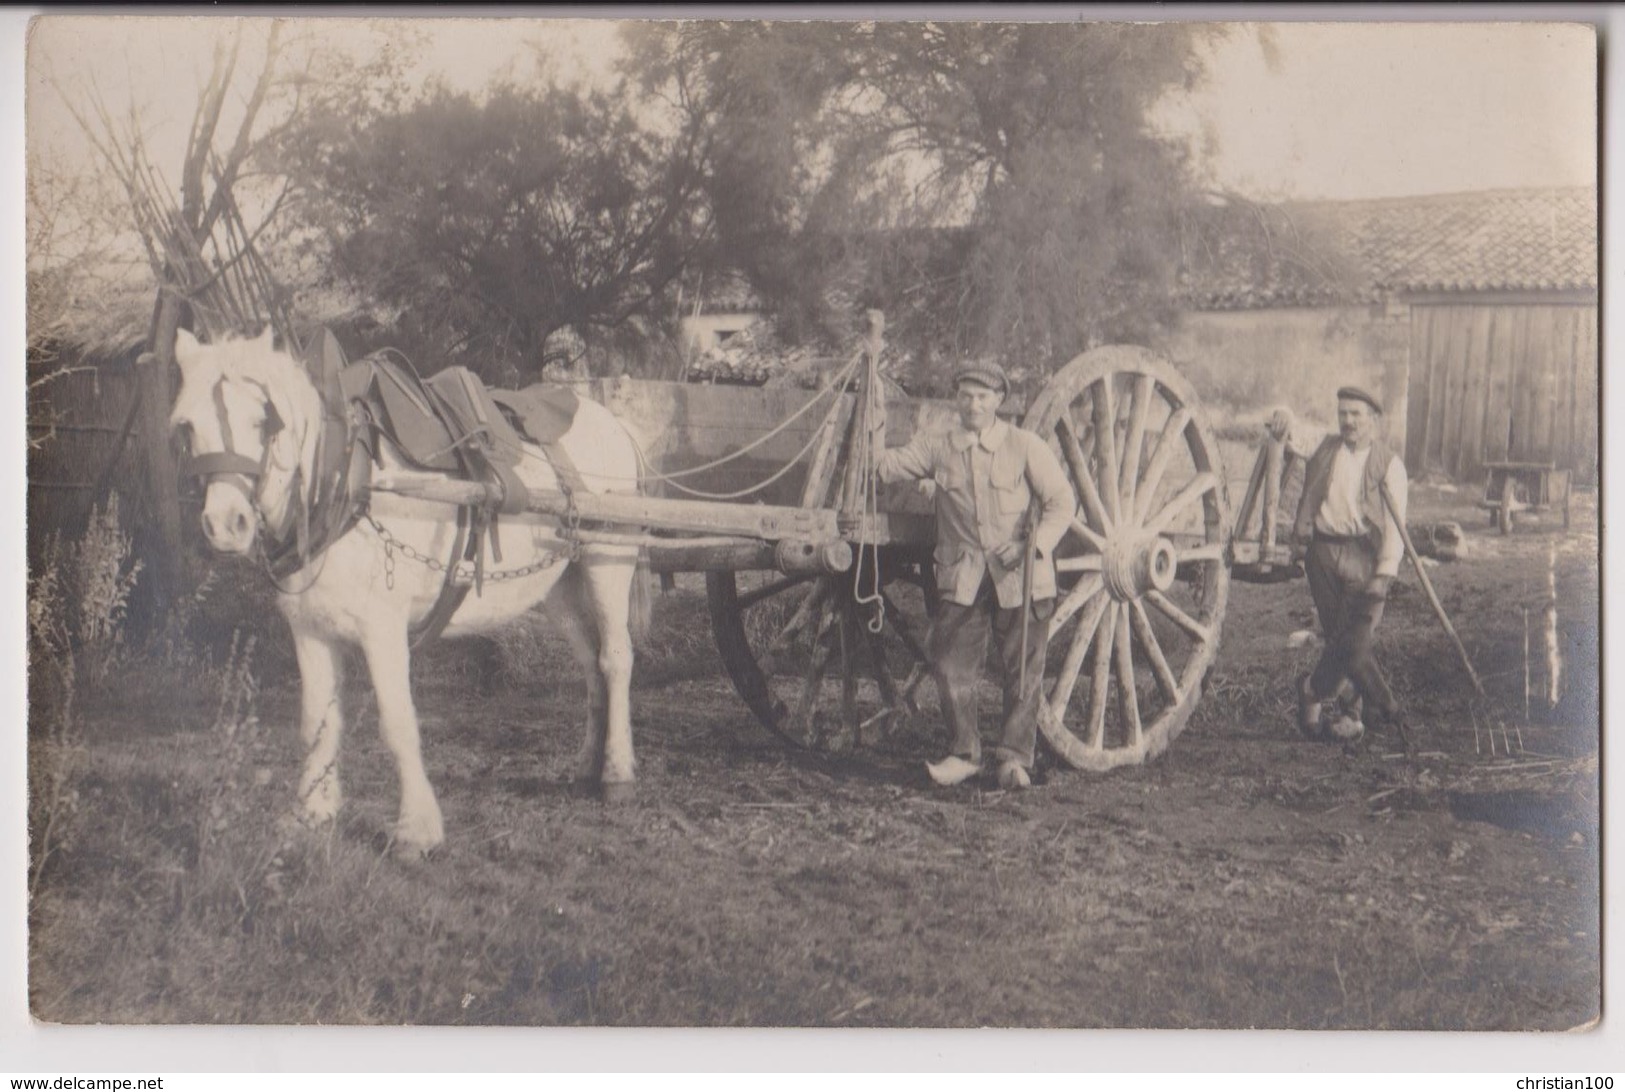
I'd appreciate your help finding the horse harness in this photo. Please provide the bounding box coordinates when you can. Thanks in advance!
[181,329,588,648]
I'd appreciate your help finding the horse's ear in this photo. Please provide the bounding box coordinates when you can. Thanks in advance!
[174,328,200,364]
[258,326,276,350]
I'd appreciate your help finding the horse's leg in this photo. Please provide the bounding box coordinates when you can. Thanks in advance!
[545,569,610,787]
[580,552,638,803]
[359,622,444,854]
[292,629,345,830]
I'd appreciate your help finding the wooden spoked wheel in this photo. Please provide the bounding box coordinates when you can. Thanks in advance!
[706,547,938,751]
[1023,346,1231,771]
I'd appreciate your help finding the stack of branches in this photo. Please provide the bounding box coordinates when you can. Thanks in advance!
[105,129,293,348]
[61,22,294,348]
[129,153,293,347]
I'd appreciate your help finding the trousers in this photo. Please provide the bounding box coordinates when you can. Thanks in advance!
[927,574,1052,769]
[1305,536,1398,723]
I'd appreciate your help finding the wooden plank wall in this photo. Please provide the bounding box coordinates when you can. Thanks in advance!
[26,355,151,554]
[1405,302,1598,485]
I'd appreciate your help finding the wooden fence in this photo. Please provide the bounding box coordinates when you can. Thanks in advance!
[1405,300,1598,486]
[26,345,167,560]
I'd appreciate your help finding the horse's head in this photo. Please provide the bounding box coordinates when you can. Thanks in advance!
[170,327,324,556]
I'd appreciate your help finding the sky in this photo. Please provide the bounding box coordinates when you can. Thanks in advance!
[21,15,1598,205]
[1166,21,1596,200]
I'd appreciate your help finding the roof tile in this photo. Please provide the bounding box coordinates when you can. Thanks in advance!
[1184,187,1596,308]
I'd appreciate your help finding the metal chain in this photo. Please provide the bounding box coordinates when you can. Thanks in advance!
[364,511,564,589]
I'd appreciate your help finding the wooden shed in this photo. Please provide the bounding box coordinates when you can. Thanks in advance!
[1173,187,1598,487]
[1379,190,1598,485]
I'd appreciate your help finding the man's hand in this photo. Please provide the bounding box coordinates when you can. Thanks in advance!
[1266,407,1294,442]
[990,540,1025,568]
[1363,574,1393,600]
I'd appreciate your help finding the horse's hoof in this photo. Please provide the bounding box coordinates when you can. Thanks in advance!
[393,813,445,857]
[601,780,637,806]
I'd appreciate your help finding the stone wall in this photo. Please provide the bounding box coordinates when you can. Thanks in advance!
[1155,303,1408,454]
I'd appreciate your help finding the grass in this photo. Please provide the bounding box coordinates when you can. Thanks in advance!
[25,496,1602,1029]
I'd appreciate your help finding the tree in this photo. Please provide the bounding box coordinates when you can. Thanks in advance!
[279,78,711,384]
[628,21,1231,383]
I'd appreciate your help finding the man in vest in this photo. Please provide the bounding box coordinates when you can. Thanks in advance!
[874,362,1076,790]
[1291,386,1410,743]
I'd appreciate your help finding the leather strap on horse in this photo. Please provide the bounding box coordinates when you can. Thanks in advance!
[408,504,475,651]
[537,438,588,559]
[261,331,371,582]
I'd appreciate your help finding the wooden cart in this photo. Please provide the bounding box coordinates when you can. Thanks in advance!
[1479,461,1573,535]
[382,325,1274,772]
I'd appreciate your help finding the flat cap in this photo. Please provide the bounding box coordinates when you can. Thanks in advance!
[952,360,1009,395]
[1336,386,1383,415]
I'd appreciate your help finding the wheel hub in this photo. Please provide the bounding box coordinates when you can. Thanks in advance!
[1102,532,1178,601]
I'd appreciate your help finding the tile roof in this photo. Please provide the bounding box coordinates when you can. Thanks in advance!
[685,268,763,314]
[1182,187,1597,309]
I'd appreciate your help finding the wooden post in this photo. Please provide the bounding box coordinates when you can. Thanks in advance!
[798,370,852,509]
[837,311,885,532]
[1261,430,1284,566]
[1232,442,1271,545]
[133,291,188,616]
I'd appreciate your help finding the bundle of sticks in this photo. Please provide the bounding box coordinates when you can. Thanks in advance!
[122,148,294,346]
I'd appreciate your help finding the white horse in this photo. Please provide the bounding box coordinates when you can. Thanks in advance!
[170,327,646,855]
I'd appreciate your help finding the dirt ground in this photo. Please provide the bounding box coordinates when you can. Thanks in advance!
[27,481,1600,1029]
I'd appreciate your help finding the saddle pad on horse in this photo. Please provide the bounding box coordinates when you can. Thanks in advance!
[362,362,527,472]
[342,356,581,471]
[490,385,579,447]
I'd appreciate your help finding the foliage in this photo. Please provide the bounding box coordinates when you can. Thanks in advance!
[278,79,711,384]
[628,21,1229,379]
[25,497,142,901]
[26,493,159,902]
[32,494,145,687]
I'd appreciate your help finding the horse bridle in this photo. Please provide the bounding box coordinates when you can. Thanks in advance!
[182,375,292,529]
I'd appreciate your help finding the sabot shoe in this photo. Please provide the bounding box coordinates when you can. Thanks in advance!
[925,755,982,787]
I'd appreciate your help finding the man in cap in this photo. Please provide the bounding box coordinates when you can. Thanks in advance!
[1291,385,1411,743]
[873,361,1076,789]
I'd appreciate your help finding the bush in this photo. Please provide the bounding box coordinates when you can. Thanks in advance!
[25,496,141,899]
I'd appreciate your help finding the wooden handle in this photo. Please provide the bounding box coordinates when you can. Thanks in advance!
[1379,481,1486,697]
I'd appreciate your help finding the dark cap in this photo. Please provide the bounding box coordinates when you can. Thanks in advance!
[952,361,1009,396]
[1336,386,1383,415]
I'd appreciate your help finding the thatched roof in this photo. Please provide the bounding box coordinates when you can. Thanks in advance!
[31,260,381,364]
[28,264,155,361]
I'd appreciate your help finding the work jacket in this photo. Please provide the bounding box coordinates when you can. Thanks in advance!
[877,418,1076,608]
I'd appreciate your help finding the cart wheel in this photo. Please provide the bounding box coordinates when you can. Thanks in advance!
[1022,346,1231,771]
[707,548,938,752]
[1498,473,1515,535]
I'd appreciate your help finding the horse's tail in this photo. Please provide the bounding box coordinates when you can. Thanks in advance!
[630,550,654,646]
